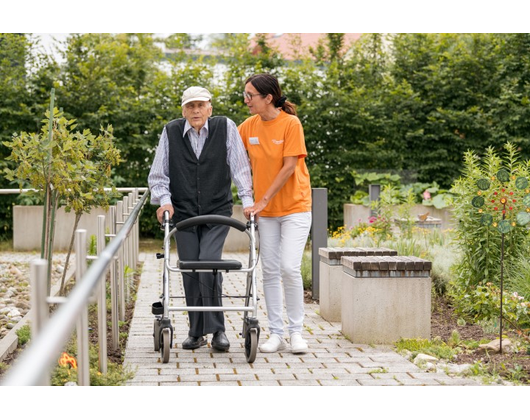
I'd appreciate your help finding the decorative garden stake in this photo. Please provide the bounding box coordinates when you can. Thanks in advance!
[472,168,530,353]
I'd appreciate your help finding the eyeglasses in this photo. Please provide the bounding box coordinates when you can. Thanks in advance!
[243,92,265,100]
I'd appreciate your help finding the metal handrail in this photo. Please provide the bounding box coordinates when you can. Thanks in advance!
[0,187,148,194]
[1,190,150,386]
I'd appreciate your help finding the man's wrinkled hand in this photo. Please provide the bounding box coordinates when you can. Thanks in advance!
[156,204,174,224]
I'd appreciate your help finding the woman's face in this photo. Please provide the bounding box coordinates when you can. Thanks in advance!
[244,82,270,115]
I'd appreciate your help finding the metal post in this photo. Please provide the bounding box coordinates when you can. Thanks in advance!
[30,259,50,386]
[0,190,150,386]
[128,192,135,274]
[75,229,90,386]
[311,188,328,300]
[122,195,130,303]
[116,200,125,321]
[96,215,108,374]
[108,206,119,350]
[134,188,140,263]
[369,184,381,217]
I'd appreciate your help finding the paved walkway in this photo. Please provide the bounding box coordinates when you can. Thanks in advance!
[124,251,481,386]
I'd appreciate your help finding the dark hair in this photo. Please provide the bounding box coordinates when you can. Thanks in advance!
[245,73,297,116]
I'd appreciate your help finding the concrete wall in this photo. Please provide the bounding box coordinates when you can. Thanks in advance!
[343,203,455,230]
[13,206,110,251]
[13,205,249,252]
[225,205,253,252]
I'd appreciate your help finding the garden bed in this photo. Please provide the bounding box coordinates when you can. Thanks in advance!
[431,294,530,384]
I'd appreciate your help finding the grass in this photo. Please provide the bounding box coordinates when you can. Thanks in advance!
[301,250,312,290]
[0,239,13,252]
[395,336,458,361]
[15,325,31,346]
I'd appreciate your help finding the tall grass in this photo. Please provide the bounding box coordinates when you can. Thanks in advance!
[327,225,459,294]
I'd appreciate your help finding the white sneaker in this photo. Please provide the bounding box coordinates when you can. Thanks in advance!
[290,332,308,354]
[259,334,286,353]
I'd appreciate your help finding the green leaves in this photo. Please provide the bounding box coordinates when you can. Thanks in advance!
[3,107,121,214]
[453,142,530,289]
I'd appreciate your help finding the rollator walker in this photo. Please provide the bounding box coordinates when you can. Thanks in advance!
[152,210,260,363]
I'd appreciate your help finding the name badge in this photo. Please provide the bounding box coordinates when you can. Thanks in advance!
[249,137,260,145]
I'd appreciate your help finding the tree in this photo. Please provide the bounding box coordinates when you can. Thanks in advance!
[3,104,121,293]
[389,33,530,187]
[0,34,58,239]
[55,33,163,187]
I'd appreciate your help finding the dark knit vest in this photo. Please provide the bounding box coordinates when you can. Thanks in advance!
[166,116,232,223]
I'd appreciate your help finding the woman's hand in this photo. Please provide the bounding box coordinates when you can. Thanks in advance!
[243,198,268,221]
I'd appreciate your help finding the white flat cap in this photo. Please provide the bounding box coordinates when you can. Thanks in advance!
[181,86,212,106]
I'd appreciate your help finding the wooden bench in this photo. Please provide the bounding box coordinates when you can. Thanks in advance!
[318,247,397,322]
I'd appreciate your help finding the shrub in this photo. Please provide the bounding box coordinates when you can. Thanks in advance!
[16,325,31,346]
[451,282,530,331]
[301,251,312,290]
[452,143,530,291]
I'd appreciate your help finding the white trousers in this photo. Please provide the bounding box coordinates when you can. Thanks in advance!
[258,212,312,336]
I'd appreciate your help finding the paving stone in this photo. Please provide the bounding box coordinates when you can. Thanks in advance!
[123,252,493,387]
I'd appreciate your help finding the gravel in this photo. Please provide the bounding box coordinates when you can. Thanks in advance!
[0,252,74,340]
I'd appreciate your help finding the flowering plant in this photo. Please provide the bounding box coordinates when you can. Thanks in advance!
[452,142,530,350]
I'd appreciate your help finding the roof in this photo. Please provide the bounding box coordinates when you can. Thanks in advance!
[250,33,362,60]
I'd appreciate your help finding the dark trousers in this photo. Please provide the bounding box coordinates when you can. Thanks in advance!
[174,223,229,337]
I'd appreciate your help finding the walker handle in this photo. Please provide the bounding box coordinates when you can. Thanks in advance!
[175,215,247,232]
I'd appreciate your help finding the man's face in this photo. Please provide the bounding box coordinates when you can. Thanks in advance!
[182,100,212,131]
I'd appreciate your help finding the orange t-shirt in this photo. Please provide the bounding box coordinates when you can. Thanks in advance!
[238,110,312,217]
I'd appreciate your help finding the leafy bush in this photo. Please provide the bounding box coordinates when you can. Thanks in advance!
[452,142,530,291]
[506,251,530,302]
[350,170,455,209]
[451,282,530,331]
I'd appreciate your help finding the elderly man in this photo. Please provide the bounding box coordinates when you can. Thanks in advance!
[148,86,254,351]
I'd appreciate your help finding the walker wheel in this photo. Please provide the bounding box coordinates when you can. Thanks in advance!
[161,328,171,363]
[244,329,258,363]
[153,319,161,351]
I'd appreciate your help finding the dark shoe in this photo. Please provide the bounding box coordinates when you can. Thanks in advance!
[211,331,230,352]
[182,335,207,350]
